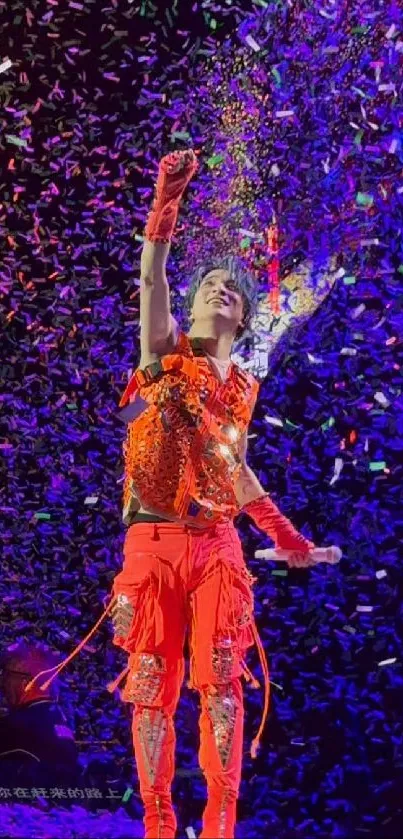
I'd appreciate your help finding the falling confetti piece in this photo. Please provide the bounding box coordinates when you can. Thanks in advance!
[356,192,374,207]
[374,392,391,407]
[206,153,224,168]
[245,34,261,52]
[264,415,284,427]
[121,786,133,802]
[5,134,28,147]
[0,57,12,73]
[307,352,324,364]
[329,457,343,486]
[0,3,401,836]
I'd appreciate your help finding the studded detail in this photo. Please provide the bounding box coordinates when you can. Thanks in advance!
[137,707,167,786]
[212,639,235,681]
[236,604,252,627]
[219,789,232,838]
[111,594,134,640]
[207,686,237,770]
[124,653,166,705]
[121,330,259,527]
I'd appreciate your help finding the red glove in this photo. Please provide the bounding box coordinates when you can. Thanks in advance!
[144,149,198,243]
[241,493,315,552]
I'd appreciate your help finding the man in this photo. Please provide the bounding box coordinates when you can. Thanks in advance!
[109,149,340,839]
[0,641,79,787]
[26,150,340,837]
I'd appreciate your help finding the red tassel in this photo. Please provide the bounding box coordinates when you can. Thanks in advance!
[266,217,280,315]
[241,660,260,689]
[107,664,130,694]
[24,595,118,694]
[249,620,271,760]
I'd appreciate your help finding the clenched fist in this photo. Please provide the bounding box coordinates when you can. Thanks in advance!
[154,149,199,198]
[144,149,199,242]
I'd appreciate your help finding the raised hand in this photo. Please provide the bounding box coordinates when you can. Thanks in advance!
[154,149,199,197]
[160,148,198,176]
[145,149,199,242]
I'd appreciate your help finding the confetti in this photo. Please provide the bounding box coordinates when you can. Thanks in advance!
[340,347,358,356]
[245,34,261,52]
[307,352,324,364]
[275,109,295,118]
[5,134,28,148]
[0,1,401,836]
[264,415,284,427]
[329,457,343,486]
[0,57,12,73]
[374,391,391,407]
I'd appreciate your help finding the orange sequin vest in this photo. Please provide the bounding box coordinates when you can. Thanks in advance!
[118,332,260,528]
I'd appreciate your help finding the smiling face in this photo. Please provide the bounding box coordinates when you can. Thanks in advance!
[189,269,245,336]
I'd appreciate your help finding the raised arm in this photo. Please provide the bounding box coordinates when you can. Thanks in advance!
[139,241,176,360]
[139,150,198,362]
[232,254,342,383]
[118,150,198,419]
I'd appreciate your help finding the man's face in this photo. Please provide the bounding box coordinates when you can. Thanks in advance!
[190,269,244,334]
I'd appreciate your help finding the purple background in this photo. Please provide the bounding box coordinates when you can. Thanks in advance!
[0,0,402,836]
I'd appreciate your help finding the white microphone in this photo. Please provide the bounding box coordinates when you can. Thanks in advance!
[254,546,342,564]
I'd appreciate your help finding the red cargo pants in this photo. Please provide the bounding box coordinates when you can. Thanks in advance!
[110,519,269,839]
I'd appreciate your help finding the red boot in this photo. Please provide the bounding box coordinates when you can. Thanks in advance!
[133,706,177,838]
[199,785,237,839]
[198,681,244,839]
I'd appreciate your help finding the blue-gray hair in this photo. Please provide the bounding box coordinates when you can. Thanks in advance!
[183,255,259,340]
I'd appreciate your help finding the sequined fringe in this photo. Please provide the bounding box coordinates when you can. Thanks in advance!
[207,685,237,770]
[137,707,167,786]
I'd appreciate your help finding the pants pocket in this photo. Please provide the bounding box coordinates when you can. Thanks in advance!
[188,557,256,688]
[111,553,166,653]
[123,651,167,704]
